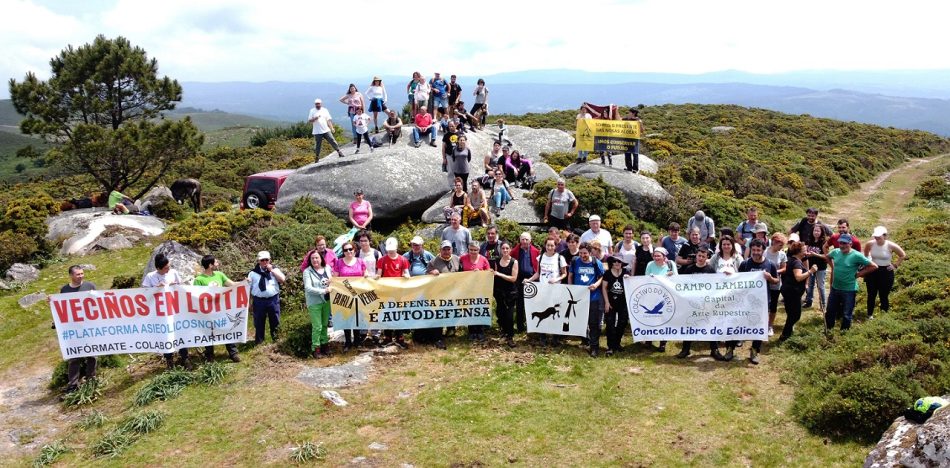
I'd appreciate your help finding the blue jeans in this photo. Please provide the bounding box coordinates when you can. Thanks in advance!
[412,126,437,144]
[493,187,512,207]
[313,132,340,160]
[347,111,358,138]
[805,269,827,309]
[826,288,856,331]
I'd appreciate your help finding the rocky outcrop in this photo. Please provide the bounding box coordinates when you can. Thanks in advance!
[142,241,203,286]
[711,126,735,134]
[93,234,134,252]
[46,208,165,255]
[137,186,174,212]
[18,292,47,309]
[274,125,574,221]
[560,163,672,213]
[865,401,950,468]
[5,263,39,284]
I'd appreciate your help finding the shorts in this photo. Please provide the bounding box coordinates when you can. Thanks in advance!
[369,98,386,113]
[433,95,447,109]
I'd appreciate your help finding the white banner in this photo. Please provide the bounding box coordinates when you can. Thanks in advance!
[524,282,590,337]
[625,272,768,341]
[50,284,250,359]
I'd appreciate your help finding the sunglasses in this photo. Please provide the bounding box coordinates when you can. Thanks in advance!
[342,248,354,252]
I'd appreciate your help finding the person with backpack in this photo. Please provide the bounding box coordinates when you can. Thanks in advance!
[570,242,605,357]
[429,72,449,118]
[526,236,569,347]
[674,245,720,360]
[687,211,716,244]
[543,178,578,230]
[601,255,630,356]
[613,225,638,275]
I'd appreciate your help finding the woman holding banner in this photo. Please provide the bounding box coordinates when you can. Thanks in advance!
[303,250,332,359]
[493,241,519,348]
[461,242,491,341]
[569,242,605,357]
[645,246,677,353]
[527,237,568,346]
[332,241,367,352]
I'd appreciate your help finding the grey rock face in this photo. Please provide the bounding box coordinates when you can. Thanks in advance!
[93,234,133,251]
[711,126,735,133]
[137,186,174,212]
[865,400,950,468]
[275,125,573,221]
[420,186,542,226]
[559,163,672,214]
[45,208,165,255]
[142,241,203,286]
[5,263,39,284]
[18,292,48,309]
[296,352,373,388]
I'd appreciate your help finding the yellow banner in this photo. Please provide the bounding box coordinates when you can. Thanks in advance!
[329,271,494,329]
[575,119,642,152]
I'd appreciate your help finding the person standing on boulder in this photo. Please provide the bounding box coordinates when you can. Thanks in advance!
[142,253,189,369]
[247,251,286,345]
[364,77,388,133]
[544,178,578,231]
[193,255,241,362]
[622,107,644,173]
[58,265,98,393]
[309,98,344,161]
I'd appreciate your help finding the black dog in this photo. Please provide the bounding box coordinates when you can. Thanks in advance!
[170,178,201,213]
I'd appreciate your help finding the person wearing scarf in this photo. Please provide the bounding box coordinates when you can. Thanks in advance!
[247,251,286,344]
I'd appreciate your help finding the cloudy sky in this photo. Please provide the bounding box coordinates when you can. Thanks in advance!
[3,0,948,97]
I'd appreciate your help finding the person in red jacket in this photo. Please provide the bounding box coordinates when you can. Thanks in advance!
[510,232,540,334]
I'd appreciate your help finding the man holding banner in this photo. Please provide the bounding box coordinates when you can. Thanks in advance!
[735,239,779,364]
[58,265,98,394]
[621,108,644,173]
[193,255,241,362]
[569,242,605,357]
[142,253,190,369]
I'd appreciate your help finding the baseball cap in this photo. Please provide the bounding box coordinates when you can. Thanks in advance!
[384,237,398,251]
[838,234,853,245]
[589,215,601,222]
[440,240,453,249]
[753,222,769,234]
[314,98,322,104]
[519,232,532,241]
[257,251,271,260]
[872,226,888,237]
[411,236,424,245]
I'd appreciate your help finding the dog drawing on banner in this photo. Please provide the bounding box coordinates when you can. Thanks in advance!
[524,282,590,337]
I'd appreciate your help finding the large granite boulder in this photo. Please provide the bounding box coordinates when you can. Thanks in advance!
[137,186,174,212]
[560,163,672,212]
[46,208,166,255]
[865,399,950,467]
[18,292,48,309]
[142,241,203,286]
[275,125,574,221]
[5,263,39,284]
[94,234,134,251]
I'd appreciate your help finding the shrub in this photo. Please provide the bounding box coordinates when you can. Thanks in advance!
[77,411,107,430]
[531,176,634,235]
[287,196,348,230]
[110,275,138,289]
[149,195,186,221]
[61,378,104,407]
[915,176,950,201]
[49,354,123,389]
[32,440,69,467]
[250,121,312,147]
[540,151,576,173]
[0,231,39,271]
[277,305,313,359]
[134,370,194,406]
[165,208,273,249]
[290,441,327,464]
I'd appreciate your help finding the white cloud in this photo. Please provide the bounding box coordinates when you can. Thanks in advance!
[2,0,949,98]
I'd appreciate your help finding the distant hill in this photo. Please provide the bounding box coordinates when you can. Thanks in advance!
[166,107,287,131]
[177,78,950,136]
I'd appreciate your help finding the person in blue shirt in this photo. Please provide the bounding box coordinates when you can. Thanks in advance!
[247,251,286,344]
[569,242,605,357]
[429,72,449,119]
[661,222,688,263]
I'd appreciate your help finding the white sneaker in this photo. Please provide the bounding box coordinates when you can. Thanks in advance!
[768,327,774,336]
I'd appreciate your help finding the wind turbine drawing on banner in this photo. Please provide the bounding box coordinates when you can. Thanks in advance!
[563,287,578,332]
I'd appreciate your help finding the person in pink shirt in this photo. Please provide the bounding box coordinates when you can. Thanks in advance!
[332,241,366,352]
[299,235,337,272]
[348,189,373,229]
[460,242,491,341]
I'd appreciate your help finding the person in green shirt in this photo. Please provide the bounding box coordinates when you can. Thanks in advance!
[193,255,241,362]
[826,234,877,331]
[108,190,134,214]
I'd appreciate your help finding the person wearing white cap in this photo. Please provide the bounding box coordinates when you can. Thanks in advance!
[863,226,906,319]
[308,98,344,161]
[580,214,612,259]
[377,237,410,348]
[247,251,286,345]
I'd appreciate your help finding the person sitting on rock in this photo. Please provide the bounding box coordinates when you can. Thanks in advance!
[454,100,478,133]
[382,109,402,146]
[504,150,534,188]
[108,190,135,214]
[489,169,512,215]
[411,107,437,148]
[463,179,491,227]
[443,177,469,222]
[484,141,503,173]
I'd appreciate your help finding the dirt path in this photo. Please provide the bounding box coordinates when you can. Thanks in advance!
[0,365,75,459]
[801,155,946,230]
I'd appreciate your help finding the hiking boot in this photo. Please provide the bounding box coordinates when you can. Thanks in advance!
[605,350,614,357]
[712,349,727,361]
[312,348,323,359]
[506,337,516,348]
[180,357,195,371]
[429,141,437,147]
[228,352,241,363]
[749,350,760,365]
[435,340,446,350]
[675,349,690,359]
[343,341,352,353]
[589,348,599,358]
[723,348,735,362]
[320,344,331,357]
[658,344,667,353]
[204,349,215,361]
[355,148,361,154]
[395,337,409,349]
[802,301,813,309]
[165,355,176,369]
